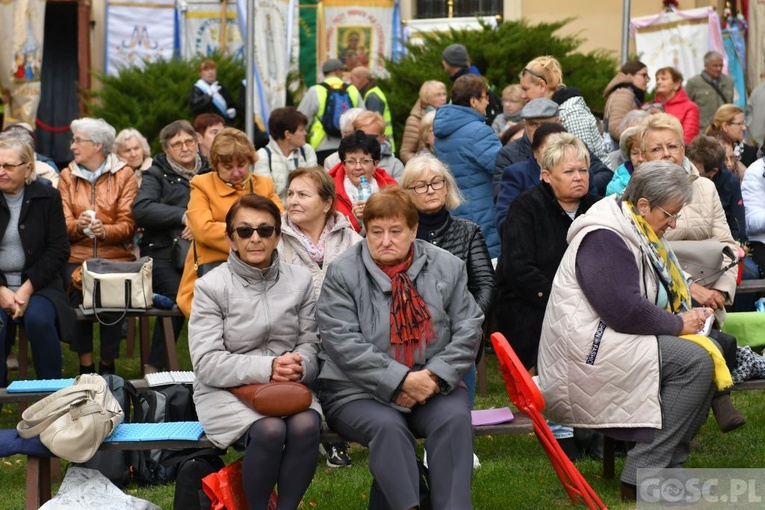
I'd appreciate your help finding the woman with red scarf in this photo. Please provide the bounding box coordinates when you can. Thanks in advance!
[316,187,484,509]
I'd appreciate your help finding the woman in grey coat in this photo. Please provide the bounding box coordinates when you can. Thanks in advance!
[316,187,484,510]
[188,194,321,510]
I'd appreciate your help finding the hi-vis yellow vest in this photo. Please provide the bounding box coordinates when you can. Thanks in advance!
[364,85,395,153]
[309,76,361,148]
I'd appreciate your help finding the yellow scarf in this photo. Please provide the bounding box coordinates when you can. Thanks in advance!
[626,202,733,390]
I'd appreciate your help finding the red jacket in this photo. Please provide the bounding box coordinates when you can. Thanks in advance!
[660,88,700,145]
[328,162,398,232]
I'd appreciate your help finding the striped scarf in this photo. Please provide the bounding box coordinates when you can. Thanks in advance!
[376,247,435,367]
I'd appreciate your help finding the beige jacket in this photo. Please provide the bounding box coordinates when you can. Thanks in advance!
[664,159,738,322]
[400,99,426,163]
[603,73,640,141]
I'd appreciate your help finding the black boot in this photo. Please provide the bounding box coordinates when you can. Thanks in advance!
[79,363,95,375]
[98,361,116,376]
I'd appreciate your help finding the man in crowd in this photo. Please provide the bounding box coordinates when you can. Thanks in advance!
[685,51,735,132]
[349,66,395,152]
[441,43,502,125]
[193,113,225,158]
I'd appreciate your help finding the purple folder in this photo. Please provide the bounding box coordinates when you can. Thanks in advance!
[471,407,515,426]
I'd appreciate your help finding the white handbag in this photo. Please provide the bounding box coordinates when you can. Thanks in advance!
[17,374,125,463]
[82,257,153,311]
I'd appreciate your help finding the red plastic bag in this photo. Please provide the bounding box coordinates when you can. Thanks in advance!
[202,459,277,510]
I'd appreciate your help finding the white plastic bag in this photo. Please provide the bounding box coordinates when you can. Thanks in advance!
[40,467,160,510]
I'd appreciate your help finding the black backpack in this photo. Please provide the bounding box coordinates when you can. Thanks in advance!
[318,82,352,137]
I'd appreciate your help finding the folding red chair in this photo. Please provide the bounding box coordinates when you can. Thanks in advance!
[490,332,608,509]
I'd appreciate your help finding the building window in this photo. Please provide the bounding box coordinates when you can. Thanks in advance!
[416,0,502,19]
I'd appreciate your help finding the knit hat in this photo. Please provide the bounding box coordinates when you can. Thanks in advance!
[322,59,345,74]
[521,98,560,119]
[442,44,470,68]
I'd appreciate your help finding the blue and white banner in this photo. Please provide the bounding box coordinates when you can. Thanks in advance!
[236,0,299,131]
[105,0,178,76]
[180,0,244,59]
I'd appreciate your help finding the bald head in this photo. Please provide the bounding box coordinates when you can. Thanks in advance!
[350,66,374,91]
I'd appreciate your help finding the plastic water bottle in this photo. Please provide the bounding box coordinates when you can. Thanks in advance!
[756,298,765,313]
[358,176,372,201]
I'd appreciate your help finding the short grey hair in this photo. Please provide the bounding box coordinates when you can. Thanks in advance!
[540,133,589,171]
[70,117,116,155]
[619,126,642,161]
[114,128,151,158]
[340,108,364,137]
[623,160,695,207]
[0,136,36,184]
[400,153,464,210]
[704,51,724,65]
[617,109,649,134]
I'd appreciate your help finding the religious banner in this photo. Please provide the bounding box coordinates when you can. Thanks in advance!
[320,0,396,76]
[723,25,747,110]
[236,0,299,131]
[748,0,765,86]
[0,0,46,128]
[105,0,178,76]
[631,7,725,90]
[180,0,244,59]
[299,0,319,88]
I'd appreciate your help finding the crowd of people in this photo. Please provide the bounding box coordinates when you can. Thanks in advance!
[2,45,764,508]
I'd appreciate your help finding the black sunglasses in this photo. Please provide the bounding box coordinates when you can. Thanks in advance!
[231,225,276,239]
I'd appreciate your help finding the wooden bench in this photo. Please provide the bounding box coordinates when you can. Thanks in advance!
[24,414,534,509]
[736,279,765,294]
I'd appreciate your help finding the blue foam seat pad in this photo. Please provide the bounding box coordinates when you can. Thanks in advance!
[104,422,204,443]
[6,379,75,393]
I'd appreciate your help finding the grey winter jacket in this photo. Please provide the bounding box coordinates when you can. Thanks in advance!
[188,251,321,448]
[316,240,484,416]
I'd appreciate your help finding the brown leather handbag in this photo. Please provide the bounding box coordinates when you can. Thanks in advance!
[229,382,311,416]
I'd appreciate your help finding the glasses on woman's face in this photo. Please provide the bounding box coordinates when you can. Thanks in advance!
[169,139,197,150]
[70,138,94,146]
[729,121,746,127]
[343,158,374,168]
[407,178,446,194]
[647,143,683,157]
[522,67,548,85]
[0,162,28,171]
[231,225,276,239]
[656,204,682,222]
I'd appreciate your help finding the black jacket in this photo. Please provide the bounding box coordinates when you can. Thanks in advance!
[132,153,209,257]
[420,213,495,317]
[0,180,75,339]
[494,181,600,369]
[189,82,236,120]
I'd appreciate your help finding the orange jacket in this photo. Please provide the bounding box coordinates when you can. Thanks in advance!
[59,154,137,264]
[176,171,283,316]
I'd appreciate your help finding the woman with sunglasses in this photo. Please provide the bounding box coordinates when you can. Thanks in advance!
[327,130,397,233]
[133,120,209,371]
[433,74,502,258]
[176,127,282,317]
[189,193,321,510]
[519,56,610,168]
[59,117,137,375]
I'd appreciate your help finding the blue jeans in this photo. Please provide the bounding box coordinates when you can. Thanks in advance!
[0,295,62,386]
[462,363,476,408]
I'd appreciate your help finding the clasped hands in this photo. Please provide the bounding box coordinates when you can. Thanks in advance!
[270,352,304,382]
[76,211,106,240]
[0,283,32,320]
[395,369,440,409]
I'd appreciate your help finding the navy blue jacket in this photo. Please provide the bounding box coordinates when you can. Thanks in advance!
[713,166,747,242]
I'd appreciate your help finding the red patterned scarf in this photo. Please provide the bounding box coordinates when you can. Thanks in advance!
[376,247,435,367]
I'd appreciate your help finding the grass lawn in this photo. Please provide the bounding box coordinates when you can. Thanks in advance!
[2,324,764,509]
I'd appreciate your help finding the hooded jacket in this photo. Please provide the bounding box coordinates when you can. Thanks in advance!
[659,88,700,145]
[603,73,643,140]
[553,87,609,164]
[400,99,427,163]
[434,104,501,258]
[538,196,662,428]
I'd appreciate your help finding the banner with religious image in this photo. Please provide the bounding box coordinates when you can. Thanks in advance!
[236,0,299,132]
[0,0,46,128]
[180,0,244,59]
[105,0,178,76]
[320,0,396,76]
[631,7,725,90]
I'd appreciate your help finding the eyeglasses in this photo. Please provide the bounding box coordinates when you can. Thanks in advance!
[636,72,650,80]
[408,179,446,194]
[70,138,94,145]
[0,162,28,171]
[343,158,375,167]
[656,204,682,222]
[503,98,522,104]
[476,94,489,102]
[169,139,197,150]
[729,121,747,127]
[647,143,683,156]
[231,225,276,239]
[522,67,548,85]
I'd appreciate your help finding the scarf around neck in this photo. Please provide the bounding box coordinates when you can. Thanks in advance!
[375,246,434,367]
[167,153,202,181]
[286,214,335,264]
[622,200,732,390]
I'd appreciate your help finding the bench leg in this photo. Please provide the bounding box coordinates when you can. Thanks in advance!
[140,316,151,368]
[603,436,615,479]
[162,317,179,371]
[27,456,52,510]
[477,346,488,397]
[125,318,136,357]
